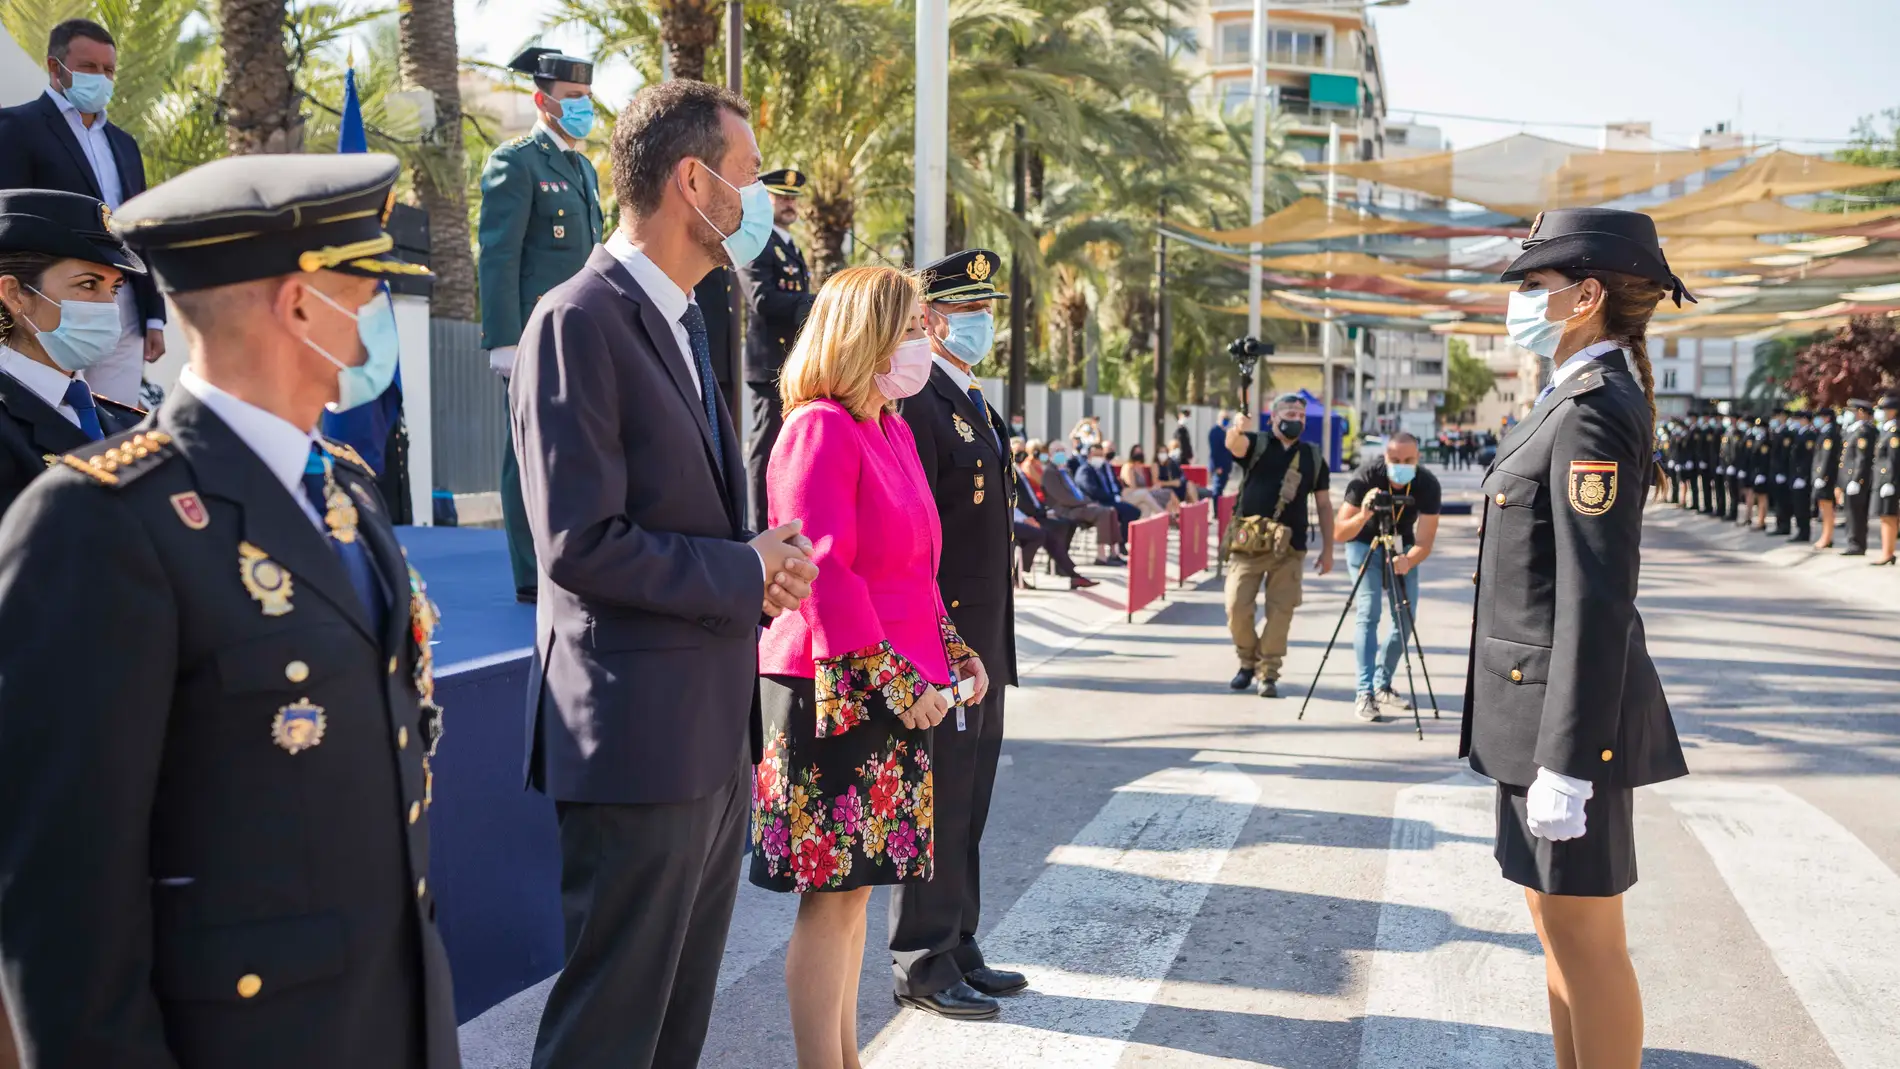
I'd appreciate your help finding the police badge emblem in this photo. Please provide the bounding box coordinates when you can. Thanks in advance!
[272,699,327,754]
[969,253,991,282]
[238,541,294,616]
[1568,460,1618,516]
[170,491,209,530]
[952,414,976,443]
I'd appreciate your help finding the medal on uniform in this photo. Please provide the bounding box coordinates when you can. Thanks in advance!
[317,457,360,545]
[553,225,565,239]
[409,564,444,808]
[238,541,295,616]
[272,698,327,754]
[953,414,976,443]
[170,491,209,530]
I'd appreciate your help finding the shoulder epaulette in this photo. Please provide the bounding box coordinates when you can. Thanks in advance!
[92,393,149,419]
[60,429,176,487]
[502,134,533,150]
[319,437,376,478]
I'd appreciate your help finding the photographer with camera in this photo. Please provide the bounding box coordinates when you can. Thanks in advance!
[1332,433,1440,722]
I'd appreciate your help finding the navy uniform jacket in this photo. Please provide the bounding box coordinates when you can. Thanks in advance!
[900,365,1018,688]
[1770,425,1793,487]
[1812,422,1841,493]
[738,229,814,385]
[1461,349,1687,789]
[1876,420,1899,498]
[1840,420,1876,491]
[0,370,144,515]
[477,126,604,351]
[0,392,457,1069]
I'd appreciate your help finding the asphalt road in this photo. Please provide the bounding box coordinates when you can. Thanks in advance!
[462,467,1900,1068]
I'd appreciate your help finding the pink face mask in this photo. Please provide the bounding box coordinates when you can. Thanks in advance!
[875,336,933,399]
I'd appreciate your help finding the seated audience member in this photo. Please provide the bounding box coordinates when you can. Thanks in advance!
[1041,442,1125,566]
[1120,443,1180,515]
[1076,442,1145,534]
[1157,444,1201,504]
[1013,460,1094,589]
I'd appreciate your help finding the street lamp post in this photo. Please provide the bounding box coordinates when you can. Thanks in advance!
[1245,0,1269,423]
[914,0,948,266]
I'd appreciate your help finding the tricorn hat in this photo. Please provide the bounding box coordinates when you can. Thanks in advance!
[508,46,593,86]
[1501,207,1694,307]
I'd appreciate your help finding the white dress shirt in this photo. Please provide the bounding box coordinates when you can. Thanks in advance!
[772,225,793,245]
[604,230,702,400]
[178,368,325,531]
[0,344,82,428]
[932,354,973,393]
[1548,339,1622,392]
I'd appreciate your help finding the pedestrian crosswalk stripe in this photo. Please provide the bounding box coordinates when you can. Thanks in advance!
[866,765,1258,1068]
[1657,779,1900,1069]
[1356,772,1555,1069]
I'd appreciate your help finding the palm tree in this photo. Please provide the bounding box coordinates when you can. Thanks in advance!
[398,0,477,318]
[220,0,301,152]
[658,0,723,81]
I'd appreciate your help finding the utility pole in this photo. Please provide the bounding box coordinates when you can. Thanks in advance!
[1009,124,1028,426]
[914,0,949,266]
[1245,0,1268,419]
[1322,120,1340,470]
[1153,194,1169,456]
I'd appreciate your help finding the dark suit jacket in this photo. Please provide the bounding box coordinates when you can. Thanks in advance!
[1075,462,1125,509]
[739,230,814,385]
[512,246,764,805]
[1460,350,1686,790]
[0,370,144,515]
[900,365,1017,688]
[0,93,162,326]
[0,393,457,1069]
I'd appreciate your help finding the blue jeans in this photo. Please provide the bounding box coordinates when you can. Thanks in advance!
[1345,540,1419,696]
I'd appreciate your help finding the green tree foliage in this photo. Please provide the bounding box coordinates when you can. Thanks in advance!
[1437,336,1494,422]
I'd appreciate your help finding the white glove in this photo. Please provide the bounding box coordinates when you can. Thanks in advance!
[1755,475,1766,486]
[1775,475,1786,484]
[1884,483,1896,498]
[1794,478,1807,490]
[1848,480,1862,495]
[488,345,518,377]
[1726,466,1736,476]
[1525,767,1592,842]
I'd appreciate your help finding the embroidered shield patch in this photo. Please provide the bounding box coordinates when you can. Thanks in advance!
[1568,460,1618,516]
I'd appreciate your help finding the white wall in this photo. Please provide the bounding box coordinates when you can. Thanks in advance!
[0,28,43,107]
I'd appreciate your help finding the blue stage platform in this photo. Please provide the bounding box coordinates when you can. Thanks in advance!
[397,527,562,1023]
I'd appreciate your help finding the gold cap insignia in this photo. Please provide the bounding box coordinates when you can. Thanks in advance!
[238,541,295,616]
[272,699,327,754]
[101,203,113,230]
[1567,460,1618,516]
[1528,211,1545,239]
[786,169,799,184]
[968,253,992,282]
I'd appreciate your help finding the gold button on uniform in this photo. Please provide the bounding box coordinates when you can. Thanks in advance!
[1600,749,1613,761]
[416,879,427,899]
[1509,668,1522,682]
[409,801,421,824]
[236,974,262,999]
[388,656,398,675]
[1495,493,1507,506]
[950,600,960,608]
[284,660,309,683]
[398,726,409,749]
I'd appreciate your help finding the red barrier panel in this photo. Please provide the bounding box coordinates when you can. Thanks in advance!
[1125,512,1170,621]
[1181,465,1209,488]
[1177,499,1210,585]
[1216,492,1235,545]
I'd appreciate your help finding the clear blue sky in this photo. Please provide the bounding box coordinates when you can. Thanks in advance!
[1371,0,1899,152]
[452,0,1898,154]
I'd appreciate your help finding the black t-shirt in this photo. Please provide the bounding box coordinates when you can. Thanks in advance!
[1236,433,1330,551]
[1343,457,1441,548]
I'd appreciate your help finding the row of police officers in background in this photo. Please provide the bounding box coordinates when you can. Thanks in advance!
[1660,393,1900,564]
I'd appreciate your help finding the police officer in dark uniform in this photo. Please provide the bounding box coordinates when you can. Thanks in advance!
[1693,413,1716,514]
[1811,407,1840,548]
[739,168,815,529]
[1872,392,1899,565]
[1747,415,1771,530]
[1768,410,1794,535]
[1786,408,1814,543]
[1839,399,1876,555]
[0,189,152,514]
[892,249,1023,1019]
[478,47,605,602]
[0,154,457,1069]
[1724,414,1746,522]
[1464,208,1688,1068]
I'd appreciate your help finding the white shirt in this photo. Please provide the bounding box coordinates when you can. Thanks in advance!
[0,344,82,428]
[177,368,325,531]
[1547,338,1622,394]
[533,118,578,151]
[604,230,702,400]
[772,225,793,245]
[932,354,974,393]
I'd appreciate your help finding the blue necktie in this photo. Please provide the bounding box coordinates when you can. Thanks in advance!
[303,445,387,635]
[1534,382,1556,408]
[967,383,1000,449]
[679,303,725,463]
[62,378,103,441]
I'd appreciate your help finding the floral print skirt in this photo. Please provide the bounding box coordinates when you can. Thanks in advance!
[750,674,934,893]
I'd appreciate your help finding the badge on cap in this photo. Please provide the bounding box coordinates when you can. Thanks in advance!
[238,541,294,616]
[170,491,209,530]
[953,414,976,443]
[272,698,327,754]
[969,253,991,282]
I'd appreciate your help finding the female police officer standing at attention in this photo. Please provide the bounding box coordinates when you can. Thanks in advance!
[1462,207,1690,1069]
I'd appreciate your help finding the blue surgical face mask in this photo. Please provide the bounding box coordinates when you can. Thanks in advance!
[556,96,594,139]
[303,282,400,411]
[691,161,773,267]
[1051,449,1070,466]
[937,309,995,365]
[1388,461,1417,486]
[1505,281,1583,359]
[57,59,114,114]
[20,285,123,372]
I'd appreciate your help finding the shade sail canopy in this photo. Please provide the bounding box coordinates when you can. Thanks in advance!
[1257,251,1426,277]
[1176,197,1428,246]
[1653,199,1900,238]
[1310,133,1750,217]
[1646,150,1900,220]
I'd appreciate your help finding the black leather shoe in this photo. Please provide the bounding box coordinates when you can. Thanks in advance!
[894,981,1000,1020]
[1228,668,1255,692]
[964,966,1029,997]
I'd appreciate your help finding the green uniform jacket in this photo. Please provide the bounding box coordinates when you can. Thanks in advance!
[477,125,604,350]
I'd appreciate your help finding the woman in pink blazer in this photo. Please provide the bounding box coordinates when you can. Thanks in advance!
[753,266,988,1066]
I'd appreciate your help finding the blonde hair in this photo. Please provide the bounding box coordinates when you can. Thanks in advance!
[779,265,921,421]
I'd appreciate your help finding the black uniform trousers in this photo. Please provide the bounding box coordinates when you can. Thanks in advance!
[1845,489,1871,552]
[1018,516,1080,578]
[1772,480,1792,534]
[530,758,750,1069]
[745,381,786,532]
[889,686,1006,996]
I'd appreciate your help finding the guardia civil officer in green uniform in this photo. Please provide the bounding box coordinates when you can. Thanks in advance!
[1466,208,1689,1069]
[0,154,457,1069]
[892,249,1023,1020]
[478,46,604,602]
[739,167,815,529]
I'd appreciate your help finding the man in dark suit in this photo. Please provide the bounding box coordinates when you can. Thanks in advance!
[738,168,815,530]
[1076,441,1140,549]
[1040,442,1124,566]
[0,19,165,404]
[1012,462,1094,588]
[510,81,817,1069]
[0,154,457,1069]
[894,249,1023,1020]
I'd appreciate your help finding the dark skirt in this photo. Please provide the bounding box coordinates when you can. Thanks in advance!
[1494,781,1637,898]
[749,675,934,893]
[1878,491,1899,518]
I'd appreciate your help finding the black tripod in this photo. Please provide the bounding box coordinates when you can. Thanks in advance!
[1296,518,1440,739]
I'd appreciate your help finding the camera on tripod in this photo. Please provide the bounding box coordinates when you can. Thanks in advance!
[1368,493,1415,515]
